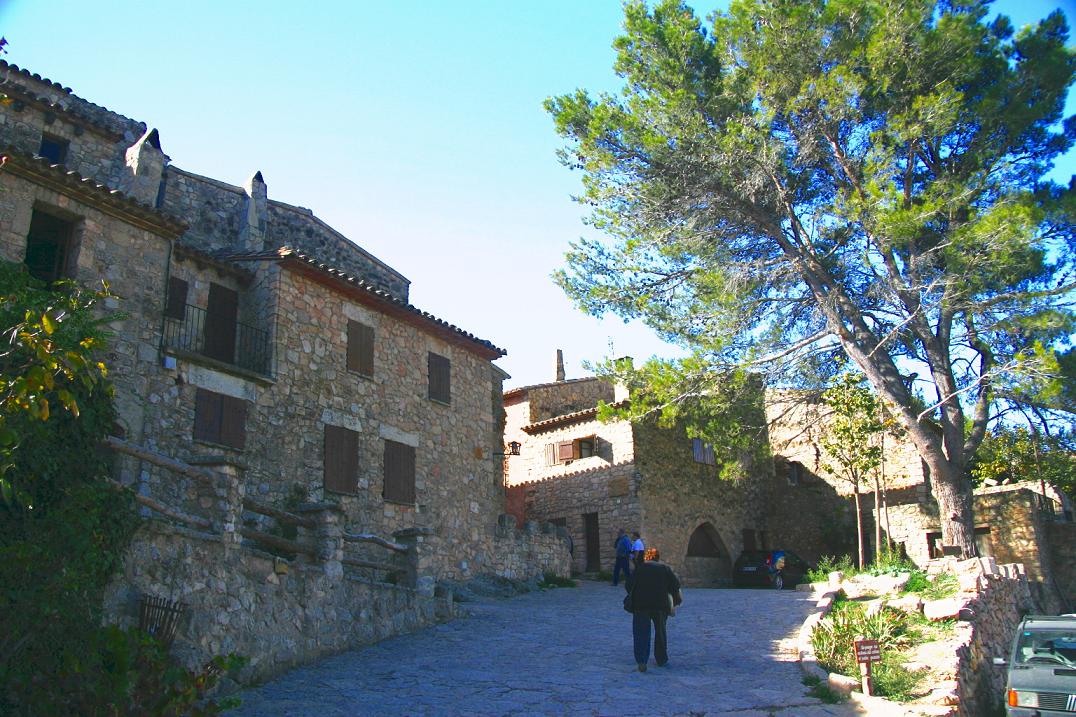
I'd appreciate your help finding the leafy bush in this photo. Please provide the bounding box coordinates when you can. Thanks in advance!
[901,570,958,600]
[806,554,855,583]
[10,625,244,716]
[811,600,911,681]
[539,572,577,589]
[865,550,916,576]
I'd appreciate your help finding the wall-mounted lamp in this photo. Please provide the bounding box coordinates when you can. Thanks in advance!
[495,441,522,457]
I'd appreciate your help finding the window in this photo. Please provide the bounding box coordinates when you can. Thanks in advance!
[546,436,597,465]
[428,352,450,403]
[691,438,716,465]
[347,320,374,377]
[193,388,246,450]
[927,528,992,559]
[24,209,76,284]
[38,134,68,165]
[787,461,803,486]
[383,440,416,504]
[165,277,188,320]
[324,425,359,494]
[204,282,238,363]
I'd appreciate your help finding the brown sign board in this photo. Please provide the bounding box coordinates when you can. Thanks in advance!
[854,639,882,663]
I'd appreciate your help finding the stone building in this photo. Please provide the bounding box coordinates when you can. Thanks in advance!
[504,354,768,586]
[0,61,568,680]
[766,392,1074,611]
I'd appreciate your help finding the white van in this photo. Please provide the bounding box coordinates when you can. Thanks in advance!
[994,615,1076,715]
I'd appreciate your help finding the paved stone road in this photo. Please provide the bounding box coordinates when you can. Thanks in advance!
[229,581,875,717]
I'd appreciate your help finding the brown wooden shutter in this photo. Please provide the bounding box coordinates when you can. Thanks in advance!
[556,441,575,462]
[204,283,238,363]
[427,352,450,403]
[324,425,359,494]
[165,277,188,320]
[383,440,416,504]
[347,320,374,376]
[219,395,247,450]
[193,388,222,443]
[545,443,556,466]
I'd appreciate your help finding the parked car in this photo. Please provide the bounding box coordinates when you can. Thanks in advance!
[732,549,811,590]
[994,614,1076,716]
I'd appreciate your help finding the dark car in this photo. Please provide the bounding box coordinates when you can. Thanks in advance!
[732,549,811,589]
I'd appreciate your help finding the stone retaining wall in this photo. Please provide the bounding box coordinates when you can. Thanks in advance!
[1047,522,1076,609]
[103,522,454,685]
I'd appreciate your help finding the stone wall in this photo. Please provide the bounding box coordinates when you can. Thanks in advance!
[103,522,453,685]
[633,416,763,586]
[487,515,571,580]
[1047,522,1076,608]
[947,559,1036,717]
[763,457,858,563]
[519,378,614,424]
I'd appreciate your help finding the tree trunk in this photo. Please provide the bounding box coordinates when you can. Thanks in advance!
[853,480,864,569]
[926,457,978,558]
[873,477,882,561]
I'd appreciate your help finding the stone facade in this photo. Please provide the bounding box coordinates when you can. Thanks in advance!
[1,60,568,680]
[504,374,766,586]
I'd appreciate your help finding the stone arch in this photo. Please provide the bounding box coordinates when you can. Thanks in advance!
[681,521,733,587]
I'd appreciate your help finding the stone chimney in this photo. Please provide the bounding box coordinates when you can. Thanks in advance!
[122,128,166,206]
[239,171,268,252]
[554,349,566,382]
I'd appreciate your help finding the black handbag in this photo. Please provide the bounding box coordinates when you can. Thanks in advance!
[623,582,636,613]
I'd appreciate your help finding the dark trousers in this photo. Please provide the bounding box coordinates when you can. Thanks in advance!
[632,610,668,666]
[613,556,631,585]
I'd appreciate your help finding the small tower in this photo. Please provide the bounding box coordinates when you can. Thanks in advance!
[122,128,166,205]
[239,171,268,252]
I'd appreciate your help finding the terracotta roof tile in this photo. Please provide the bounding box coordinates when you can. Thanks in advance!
[0,148,186,237]
[507,460,636,488]
[521,400,627,434]
[219,246,506,359]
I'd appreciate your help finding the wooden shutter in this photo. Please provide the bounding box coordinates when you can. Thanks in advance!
[219,395,247,450]
[556,441,575,463]
[347,320,374,376]
[427,352,450,403]
[193,389,222,443]
[545,443,556,466]
[165,277,188,320]
[383,440,416,504]
[204,283,238,363]
[324,425,359,494]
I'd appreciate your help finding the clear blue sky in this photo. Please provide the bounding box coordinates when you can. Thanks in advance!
[1,0,1072,388]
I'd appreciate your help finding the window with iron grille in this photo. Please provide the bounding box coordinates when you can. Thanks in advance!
[347,320,374,377]
[428,352,450,404]
[193,388,247,450]
[691,438,716,465]
[324,424,359,494]
[383,440,416,504]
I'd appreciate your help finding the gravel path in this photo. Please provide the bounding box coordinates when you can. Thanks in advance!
[228,580,873,716]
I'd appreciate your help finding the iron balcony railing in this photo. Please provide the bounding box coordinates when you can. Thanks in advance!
[163,303,271,376]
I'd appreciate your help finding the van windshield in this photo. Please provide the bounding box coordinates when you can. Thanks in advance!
[1015,628,1076,667]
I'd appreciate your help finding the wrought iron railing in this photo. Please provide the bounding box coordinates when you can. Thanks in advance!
[163,304,271,376]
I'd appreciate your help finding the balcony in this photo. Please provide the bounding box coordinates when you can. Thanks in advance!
[163,303,271,376]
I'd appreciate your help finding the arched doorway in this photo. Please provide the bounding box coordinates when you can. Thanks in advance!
[681,522,732,586]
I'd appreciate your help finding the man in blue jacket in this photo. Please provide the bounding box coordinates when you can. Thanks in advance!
[612,528,632,586]
[624,548,682,671]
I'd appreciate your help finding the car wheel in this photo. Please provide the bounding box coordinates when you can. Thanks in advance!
[773,573,783,590]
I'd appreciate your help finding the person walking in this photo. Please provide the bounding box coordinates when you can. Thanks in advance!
[612,528,632,586]
[624,548,681,672]
[630,531,645,568]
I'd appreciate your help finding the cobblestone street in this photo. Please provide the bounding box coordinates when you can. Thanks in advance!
[229,580,874,717]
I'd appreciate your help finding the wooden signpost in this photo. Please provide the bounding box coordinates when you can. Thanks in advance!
[854,638,882,696]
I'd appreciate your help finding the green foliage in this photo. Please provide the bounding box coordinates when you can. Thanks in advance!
[820,374,887,489]
[547,0,1076,549]
[806,681,847,704]
[969,425,1075,498]
[864,550,916,577]
[901,570,959,601]
[9,625,244,717]
[538,572,578,589]
[0,260,141,711]
[806,554,856,583]
[811,600,927,699]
